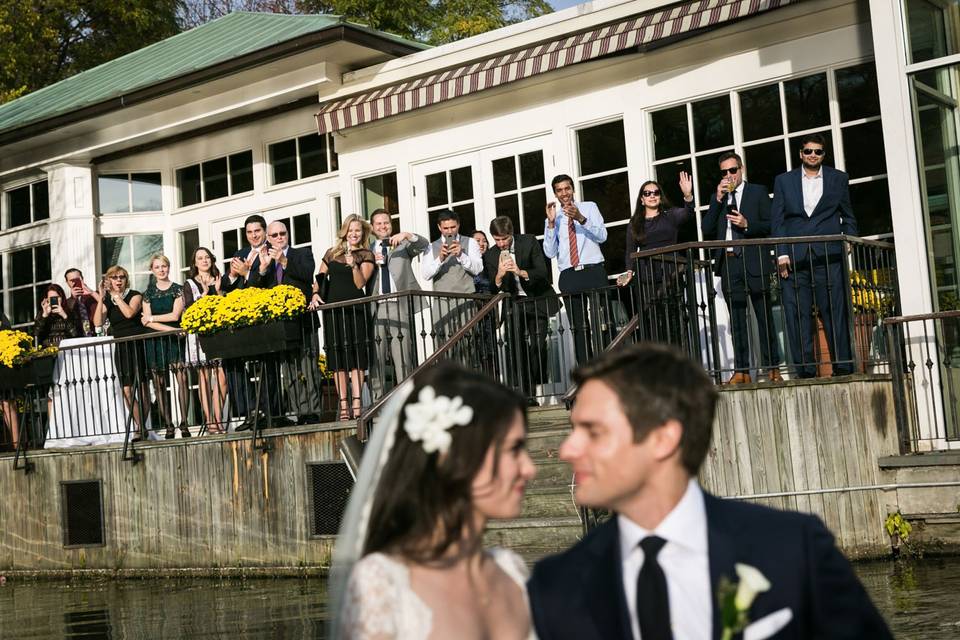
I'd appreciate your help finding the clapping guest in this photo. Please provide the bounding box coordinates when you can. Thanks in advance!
[183,247,227,434]
[94,266,149,440]
[141,254,190,440]
[314,214,375,421]
[34,284,82,347]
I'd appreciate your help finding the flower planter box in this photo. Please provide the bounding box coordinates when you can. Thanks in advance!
[0,356,56,390]
[199,319,303,360]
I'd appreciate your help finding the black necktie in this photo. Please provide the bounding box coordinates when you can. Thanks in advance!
[380,242,390,294]
[728,191,743,255]
[637,536,673,640]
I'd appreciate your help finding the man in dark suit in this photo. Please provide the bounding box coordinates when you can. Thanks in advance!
[702,152,781,385]
[484,216,560,404]
[772,134,858,378]
[528,343,890,640]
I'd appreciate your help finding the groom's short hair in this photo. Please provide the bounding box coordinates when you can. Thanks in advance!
[571,342,717,475]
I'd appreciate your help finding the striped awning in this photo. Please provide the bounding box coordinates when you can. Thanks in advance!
[316,0,798,134]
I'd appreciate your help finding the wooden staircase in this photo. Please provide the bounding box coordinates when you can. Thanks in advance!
[483,405,584,563]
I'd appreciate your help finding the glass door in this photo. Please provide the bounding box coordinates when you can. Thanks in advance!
[479,137,552,240]
[412,155,482,241]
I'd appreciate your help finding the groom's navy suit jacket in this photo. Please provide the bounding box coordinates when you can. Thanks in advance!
[527,492,890,640]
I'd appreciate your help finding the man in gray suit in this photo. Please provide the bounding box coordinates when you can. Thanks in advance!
[368,209,428,397]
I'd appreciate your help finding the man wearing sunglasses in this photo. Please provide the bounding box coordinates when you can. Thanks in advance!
[771,134,858,378]
[702,152,781,384]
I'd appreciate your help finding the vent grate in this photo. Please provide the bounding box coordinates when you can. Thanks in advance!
[309,463,353,536]
[62,480,104,547]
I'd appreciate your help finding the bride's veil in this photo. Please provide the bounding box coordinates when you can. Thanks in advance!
[329,378,416,638]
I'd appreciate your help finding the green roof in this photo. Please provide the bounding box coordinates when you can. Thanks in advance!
[0,12,426,138]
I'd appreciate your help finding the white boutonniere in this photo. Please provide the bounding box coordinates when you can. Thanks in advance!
[718,563,771,640]
[403,385,474,454]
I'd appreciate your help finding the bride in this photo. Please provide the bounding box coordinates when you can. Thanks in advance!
[332,363,537,639]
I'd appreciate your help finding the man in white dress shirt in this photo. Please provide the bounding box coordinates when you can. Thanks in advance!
[528,342,890,639]
[421,210,484,342]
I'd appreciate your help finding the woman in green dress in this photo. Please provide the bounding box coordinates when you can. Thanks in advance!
[142,254,190,439]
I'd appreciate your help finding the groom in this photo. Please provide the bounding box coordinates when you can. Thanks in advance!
[527,343,890,639]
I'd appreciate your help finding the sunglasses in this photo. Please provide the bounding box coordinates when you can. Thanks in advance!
[721,167,740,175]
[801,148,825,156]
[108,275,126,280]
[641,190,661,197]
[268,231,288,238]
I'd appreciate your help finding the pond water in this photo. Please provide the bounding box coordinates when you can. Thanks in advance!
[1,556,958,638]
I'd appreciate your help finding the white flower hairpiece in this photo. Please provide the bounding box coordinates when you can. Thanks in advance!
[403,385,474,455]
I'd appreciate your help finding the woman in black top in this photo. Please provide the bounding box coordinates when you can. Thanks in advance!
[471,230,495,294]
[34,284,82,348]
[94,265,149,439]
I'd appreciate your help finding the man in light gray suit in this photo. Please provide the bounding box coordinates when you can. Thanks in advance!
[368,209,428,397]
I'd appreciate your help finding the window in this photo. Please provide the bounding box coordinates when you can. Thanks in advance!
[178,229,200,280]
[176,151,254,207]
[5,180,49,229]
[650,61,891,240]
[2,244,51,327]
[268,133,338,185]
[491,150,547,237]
[575,120,631,273]
[424,166,476,241]
[99,234,164,291]
[98,173,162,214]
[903,0,960,65]
[360,172,399,223]
[273,213,313,253]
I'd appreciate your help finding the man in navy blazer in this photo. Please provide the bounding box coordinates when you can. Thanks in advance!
[771,134,858,378]
[528,343,890,640]
[702,152,781,384]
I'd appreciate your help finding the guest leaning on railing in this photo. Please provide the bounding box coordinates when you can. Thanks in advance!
[94,265,150,440]
[34,284,82,348]
[141,254,190,440]
[182,246,227,434]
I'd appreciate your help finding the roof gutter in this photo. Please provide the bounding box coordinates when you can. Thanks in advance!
[0,24,423,147]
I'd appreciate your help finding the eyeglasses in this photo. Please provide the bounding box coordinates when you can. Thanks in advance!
[641,190,661,197]
[721,167,740,175]
[108,275,126,280]
[801,148,825,156]
[268,231,288,238]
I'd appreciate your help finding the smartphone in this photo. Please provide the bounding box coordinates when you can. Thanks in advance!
[443,234,455,246]
[50,296,60,307]
[69,278,82,289]
[499,250,512,264]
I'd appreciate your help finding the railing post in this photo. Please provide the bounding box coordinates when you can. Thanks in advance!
[885,320,912,454]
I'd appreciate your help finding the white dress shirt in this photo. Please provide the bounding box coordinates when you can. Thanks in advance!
[801,168,823,217]
[421,234,483,280]
[619,479,712,640]
[724,180,747,241]
[374,238,398,295]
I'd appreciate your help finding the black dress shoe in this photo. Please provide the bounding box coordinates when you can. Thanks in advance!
[234,417,254,432]
[296,414,320,426]
[270,416,296,429]
[527,398,540,407]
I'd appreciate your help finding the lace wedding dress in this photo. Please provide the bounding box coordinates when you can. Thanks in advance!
[337,547,536,640]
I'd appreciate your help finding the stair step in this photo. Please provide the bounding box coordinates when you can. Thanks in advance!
[519,487,579,519]
[484,516,582,557]
[529,460,573,490]
[526,431,567,462]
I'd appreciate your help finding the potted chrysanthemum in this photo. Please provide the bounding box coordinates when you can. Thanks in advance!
[0,329,58,389]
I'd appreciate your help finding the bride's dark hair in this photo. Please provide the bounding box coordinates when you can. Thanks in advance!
[363,362,527,563]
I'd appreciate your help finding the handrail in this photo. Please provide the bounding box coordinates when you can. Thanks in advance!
[629,234,893,261]
[882,310,960,325]
[356,292,508,440]
[561,314,640,408]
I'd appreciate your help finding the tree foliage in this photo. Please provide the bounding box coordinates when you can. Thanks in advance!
[0,0,181,105]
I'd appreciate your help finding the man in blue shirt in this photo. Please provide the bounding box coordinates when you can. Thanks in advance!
[543,174,608,365]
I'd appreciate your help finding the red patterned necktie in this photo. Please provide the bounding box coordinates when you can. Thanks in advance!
[568,215,580,268]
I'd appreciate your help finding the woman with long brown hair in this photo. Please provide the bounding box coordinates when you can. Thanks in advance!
[183,246,228,434]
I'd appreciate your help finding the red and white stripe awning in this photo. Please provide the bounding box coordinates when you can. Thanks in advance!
[316,0,798,134]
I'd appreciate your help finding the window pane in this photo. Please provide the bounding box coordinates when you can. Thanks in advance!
[743,140,788,195]
[100,237,132,272]
[134,235,164,276]
[452,203,476,239]
[177,165,202,207]
[692,96,733,150]
[495,194,520,234]
[850,179,892,237]
[10,288,35,326]
[328,133,339,172]
[10,249,33,287]
[904,0,958,64]
[577,120,627,175]
[784,73,829,132]
[425,172,448,208]
[362,172,399,217]
[788,131,834,166]
[178,229,200,275]
[270,140,298,185]
[222,230,240,269]
[8,185,31,227]
[492,156,517,193]
[299,134,329,178]
[131,173,162,212]
[32,181,49,221]
[655,160,692,211]
[602,223,629,274]
[202,157,228,201]
[519,151,544,188]
[580,171,630,223]
[229,151,253,195]
[293,213,312,245]
[450,167,473,203]
[34,244,51,283]
[98,175,129,213]
[842,121,886,178]
[739,84,783,141]
[652,106,689,160]
[522,189,547,238]
[836,63,880,121]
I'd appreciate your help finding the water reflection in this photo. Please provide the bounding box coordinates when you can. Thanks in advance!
[1,557,958,639]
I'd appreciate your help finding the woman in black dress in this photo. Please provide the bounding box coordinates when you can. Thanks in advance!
[313,214,375,420]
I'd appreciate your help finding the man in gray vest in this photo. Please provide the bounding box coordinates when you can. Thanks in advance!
[368,208,428,397]
[421,210,484,342]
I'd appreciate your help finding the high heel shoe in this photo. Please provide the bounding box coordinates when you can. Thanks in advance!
[352,399,362,420]
[178,422,191,438]
[164,423,176,440]
[338,399,350,421]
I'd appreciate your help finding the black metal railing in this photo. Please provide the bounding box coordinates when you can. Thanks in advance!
[884,310,960,454]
